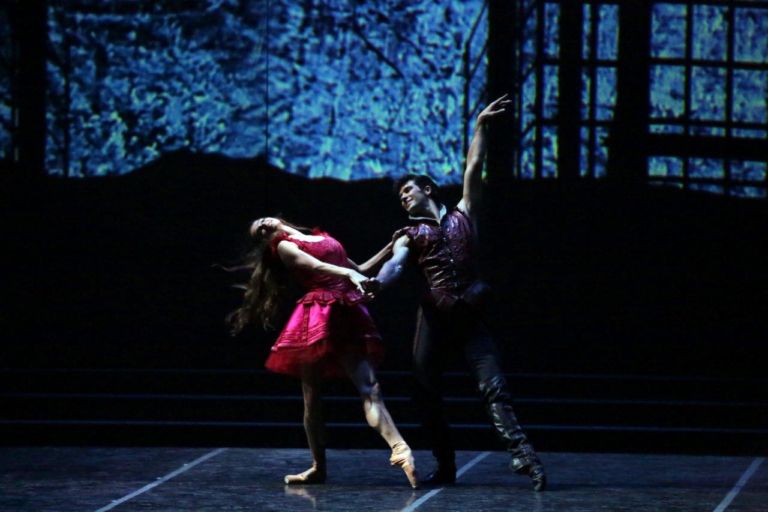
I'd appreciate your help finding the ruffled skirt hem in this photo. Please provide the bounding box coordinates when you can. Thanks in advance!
[265,335,384,379]
[265,299,383,380]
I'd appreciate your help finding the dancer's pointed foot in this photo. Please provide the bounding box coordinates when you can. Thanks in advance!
[509,448,547,492]
[528,465,547,492]
[283,463,326,485]
[390,442,419,489]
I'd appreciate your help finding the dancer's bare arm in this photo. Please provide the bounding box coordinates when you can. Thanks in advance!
[458,94,513,219]
[347,240,396,276]
[277,241,371,294]
[374,235,410,289]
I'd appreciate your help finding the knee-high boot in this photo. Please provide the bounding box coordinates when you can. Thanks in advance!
[480,376,546,491]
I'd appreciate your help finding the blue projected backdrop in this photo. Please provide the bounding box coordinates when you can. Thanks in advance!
[45,0,487,183]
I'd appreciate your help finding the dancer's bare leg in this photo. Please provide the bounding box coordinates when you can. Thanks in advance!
[340,354,419,488]
[284,367,327,484]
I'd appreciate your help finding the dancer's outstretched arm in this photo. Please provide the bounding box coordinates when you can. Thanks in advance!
[277,241,371,294]
[347,239,396,276]
[458,94,513,219]
[374,235,410,289]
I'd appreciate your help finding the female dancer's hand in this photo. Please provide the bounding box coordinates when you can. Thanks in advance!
[347,269,372,295]
[393,234,410,251]
[391,227,410,244]
[347,272,380,302]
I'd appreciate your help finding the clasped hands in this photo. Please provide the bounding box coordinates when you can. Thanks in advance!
[347,270,381,301]
[361,277,381,301]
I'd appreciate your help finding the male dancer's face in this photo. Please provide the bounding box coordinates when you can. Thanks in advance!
[398,180,432,216]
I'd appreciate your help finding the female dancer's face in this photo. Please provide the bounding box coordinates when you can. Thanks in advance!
[250,217,282,240]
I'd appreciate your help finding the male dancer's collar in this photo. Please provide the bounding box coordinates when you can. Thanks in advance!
[407,203,448,224]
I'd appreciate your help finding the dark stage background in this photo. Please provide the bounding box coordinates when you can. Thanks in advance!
[3,153,768,377]
[1,0,767,454]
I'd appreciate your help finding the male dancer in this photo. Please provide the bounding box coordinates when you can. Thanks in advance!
[375,95,546,491]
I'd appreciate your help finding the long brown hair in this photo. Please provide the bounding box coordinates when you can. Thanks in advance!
[225,217,311,334]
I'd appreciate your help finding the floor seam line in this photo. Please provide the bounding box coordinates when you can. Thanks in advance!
[712,457,764,512]
[401,451,491,512]
[93,448,228,512]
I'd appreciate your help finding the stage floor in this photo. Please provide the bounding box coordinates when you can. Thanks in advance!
[0,447,765,511]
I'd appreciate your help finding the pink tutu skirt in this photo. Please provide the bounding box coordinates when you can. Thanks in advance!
[265,290,384,379]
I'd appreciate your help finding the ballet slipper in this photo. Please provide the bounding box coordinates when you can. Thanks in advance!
[390,442,419,489]
[283,463,326,485]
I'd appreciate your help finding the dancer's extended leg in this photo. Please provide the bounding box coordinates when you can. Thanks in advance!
[341,354,419,489]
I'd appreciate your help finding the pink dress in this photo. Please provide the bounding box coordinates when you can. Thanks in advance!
[264,231,384,379]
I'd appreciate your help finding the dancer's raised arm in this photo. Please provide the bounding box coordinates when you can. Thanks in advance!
[458,94,513,219]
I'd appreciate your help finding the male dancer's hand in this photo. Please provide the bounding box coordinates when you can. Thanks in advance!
[361,278,381,301]
[347,269,372,295]
[476,94,513,127]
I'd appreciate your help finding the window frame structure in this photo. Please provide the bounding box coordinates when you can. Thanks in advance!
[646,0,768,198]
[581,1,619,180]
[516,0,559,180]
[515,0,621,181]
[512,0,768,199]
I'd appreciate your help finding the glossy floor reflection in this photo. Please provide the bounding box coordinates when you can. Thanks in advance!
[0,448,765,511]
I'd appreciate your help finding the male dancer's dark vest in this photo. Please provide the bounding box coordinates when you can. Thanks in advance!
[405,207,489,312]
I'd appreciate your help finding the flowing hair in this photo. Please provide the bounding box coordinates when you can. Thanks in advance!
[225,218,312,334]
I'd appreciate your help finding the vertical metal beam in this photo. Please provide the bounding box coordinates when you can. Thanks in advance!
[534,0,544,179]
[607,0,652,183]
[487,0,517,193]
[10,0,47,175]
[683,0,693,188]
[587,3,598,178]
[514,0,525,180]
[558,0,583,182]
[725,3,735,193]
[461,2,488,162]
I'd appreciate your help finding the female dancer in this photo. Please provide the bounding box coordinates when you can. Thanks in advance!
[228,217,418,488]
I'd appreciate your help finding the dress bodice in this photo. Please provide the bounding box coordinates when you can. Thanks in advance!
[271,231,363,304]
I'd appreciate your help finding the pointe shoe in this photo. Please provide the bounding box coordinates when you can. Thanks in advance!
[284,463,326,485]
[390,442,419,489]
